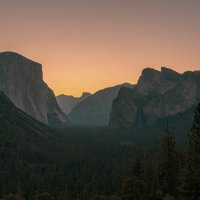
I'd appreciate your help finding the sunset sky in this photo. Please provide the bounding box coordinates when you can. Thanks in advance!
[0,0,200,96]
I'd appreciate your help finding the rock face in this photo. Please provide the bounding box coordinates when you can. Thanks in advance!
[109,87,150,128]
[0,52,69,126]
[56,92,91,115]
[109,67,200,129]
[135,67,181,95]
[0,91,50,135]
[68,83,135,126]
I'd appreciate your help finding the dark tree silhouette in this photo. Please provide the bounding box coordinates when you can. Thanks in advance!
[158,123,180,198]
[181,103,200,200]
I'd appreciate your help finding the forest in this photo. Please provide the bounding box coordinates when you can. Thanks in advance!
[0,103,200,200]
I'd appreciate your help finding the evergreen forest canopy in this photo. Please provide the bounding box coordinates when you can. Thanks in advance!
[0,91,200,200]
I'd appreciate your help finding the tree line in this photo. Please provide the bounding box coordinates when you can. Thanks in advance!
[1,104,200,200]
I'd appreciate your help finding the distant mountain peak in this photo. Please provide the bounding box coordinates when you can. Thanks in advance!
[136,67,177,95]
[81,92,91,99]
[141,67,180,79]
[56,92,91,115]
[161,66,178,73]
[68,83,135,126]
[160,67,181,82]
[141,67,160,75]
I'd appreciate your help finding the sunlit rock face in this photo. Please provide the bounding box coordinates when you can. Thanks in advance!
[0,52,69,126]
[109,67,200,129]
[0,91,51,135]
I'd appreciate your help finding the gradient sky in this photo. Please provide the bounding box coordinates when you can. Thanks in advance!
[0,0,200,96]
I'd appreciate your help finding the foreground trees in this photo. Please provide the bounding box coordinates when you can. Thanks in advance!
[63,179,77,200]
[158,125,180,198]
[181,103,200,200]
[1,105,200,199]
[121,176,145,200]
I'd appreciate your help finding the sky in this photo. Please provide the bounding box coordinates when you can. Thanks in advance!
[0,0,200,96]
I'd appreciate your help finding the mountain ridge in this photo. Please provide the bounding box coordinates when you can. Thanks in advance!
[68,83,135,126]
[56,92,91,115]
[109,67,200,129]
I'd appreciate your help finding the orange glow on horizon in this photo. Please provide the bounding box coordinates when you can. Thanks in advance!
[0,0,200,96]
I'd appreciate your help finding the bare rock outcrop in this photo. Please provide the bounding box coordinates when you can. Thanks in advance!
[135,67,181,95]
[0,52,69,126]
[109,67,200,129]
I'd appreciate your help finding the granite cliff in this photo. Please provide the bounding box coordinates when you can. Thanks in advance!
[109,67,200,129]
[0,91,50,135]
[0,52,69,126]
[135,67,181,95]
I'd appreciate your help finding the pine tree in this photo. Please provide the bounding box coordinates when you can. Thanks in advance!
[158,123,180,197]
[63,178,77,200]
[35,181,45,199]
[121,177,145,200]
[181,103,200,200]
[144,163,156,198]
[16,182,23,198]
[133,158,142,178]
[34,181,55,200]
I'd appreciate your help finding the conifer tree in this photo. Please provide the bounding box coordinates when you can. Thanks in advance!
[181,103,200,200]
[63,178,77,200]
[158,123,180,197]
[16,182,23,198]
[144,163,156,199]
[133,158,142,178]
[121,177,145,200]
